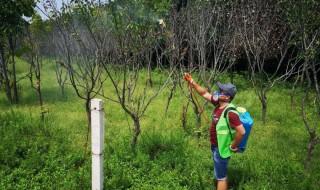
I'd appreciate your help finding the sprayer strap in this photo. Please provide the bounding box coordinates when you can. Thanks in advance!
[223,107,237,140]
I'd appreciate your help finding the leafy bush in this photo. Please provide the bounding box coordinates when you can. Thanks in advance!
[0,110,87,189]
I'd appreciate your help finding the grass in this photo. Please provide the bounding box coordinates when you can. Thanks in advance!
[0,59,319,189]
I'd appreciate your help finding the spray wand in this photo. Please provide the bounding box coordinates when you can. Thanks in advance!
[185,73,211,124]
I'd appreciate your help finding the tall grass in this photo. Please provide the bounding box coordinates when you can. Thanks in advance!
[0,59,319,189]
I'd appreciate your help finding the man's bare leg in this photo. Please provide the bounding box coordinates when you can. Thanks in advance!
[216,178,228,190]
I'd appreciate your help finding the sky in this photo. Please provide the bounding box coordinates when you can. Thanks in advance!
[36,0,65,20]
[36,0,108,20]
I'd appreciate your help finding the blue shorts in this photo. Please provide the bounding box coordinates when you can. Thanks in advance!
[211,145,230,181]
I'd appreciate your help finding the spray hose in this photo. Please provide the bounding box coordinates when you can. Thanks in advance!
[188,82,211,124]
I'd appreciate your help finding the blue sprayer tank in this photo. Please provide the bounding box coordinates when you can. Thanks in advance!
[236,108,254,153]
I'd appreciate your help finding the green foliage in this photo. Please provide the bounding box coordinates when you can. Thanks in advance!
[108,0,170,53]
[278,0,320,61]
[104,128,213,190]
[30,13,50,35]
[0,110,87,189]
[0,0,37,35]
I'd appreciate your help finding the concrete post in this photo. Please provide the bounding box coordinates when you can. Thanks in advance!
[91,99,104,190]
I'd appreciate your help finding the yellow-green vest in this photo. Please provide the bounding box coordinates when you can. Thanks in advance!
[216,103,238,158]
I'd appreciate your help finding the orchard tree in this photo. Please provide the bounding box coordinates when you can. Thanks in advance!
[301,55,320,172]
[55,60,69,96]
[175,1,238,130]
[42,0,108,165]
[233,0,299,123]
[280,0,320,172]
[186,1,236,89]
[42,19,69,96]
[23,14,48,120]
[160,4,189,116]
[0,0,37,103]
[44,0,174,150]
[105,0,175,149]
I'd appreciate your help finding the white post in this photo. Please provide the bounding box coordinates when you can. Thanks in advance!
[91,99,104,190]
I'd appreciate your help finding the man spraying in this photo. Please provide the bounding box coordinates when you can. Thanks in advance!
[184,73,245,190]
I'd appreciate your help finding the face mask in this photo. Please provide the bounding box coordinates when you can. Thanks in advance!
[213,91,230,101]
[213,91,220,101]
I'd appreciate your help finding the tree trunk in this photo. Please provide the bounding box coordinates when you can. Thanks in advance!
[165,80,177,116]
[261,95,267,124]
[37,78,44,120]
[8,36,18,103]
[86,99,91,131]
[181,100,190,129]
[83,98,92,152]
[247,61,251,80]
[290,86,295,110]
[299,62,307,87]
[34,56,44,120]
[55,61,67,97]
[146,66,152,87]
[131,117,141,150]
[230,64,234,84]
[0,43,13,103]
[146,52,153,87]
[197,115,201,130]
[290,74,300,110]
[305,131,316,172]
[61,85,65,97]
[193,105,201,129]
[0,43,3,84]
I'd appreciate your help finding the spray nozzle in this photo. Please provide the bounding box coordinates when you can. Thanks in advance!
[158,19,166,28]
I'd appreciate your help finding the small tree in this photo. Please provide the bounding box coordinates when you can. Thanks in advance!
[280,0,320,172]
[0,0,37,103]
[43,1,107,155]
[104,0,174,149]
[176,1,239,130]
[301,59,320,172]
[187,1,236,88]
[55,60,69,96]
[23,14,47,120]
[234,0,299,123]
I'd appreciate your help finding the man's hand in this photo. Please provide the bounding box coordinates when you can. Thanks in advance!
[184,73,193,83]
[229,145,240,153]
